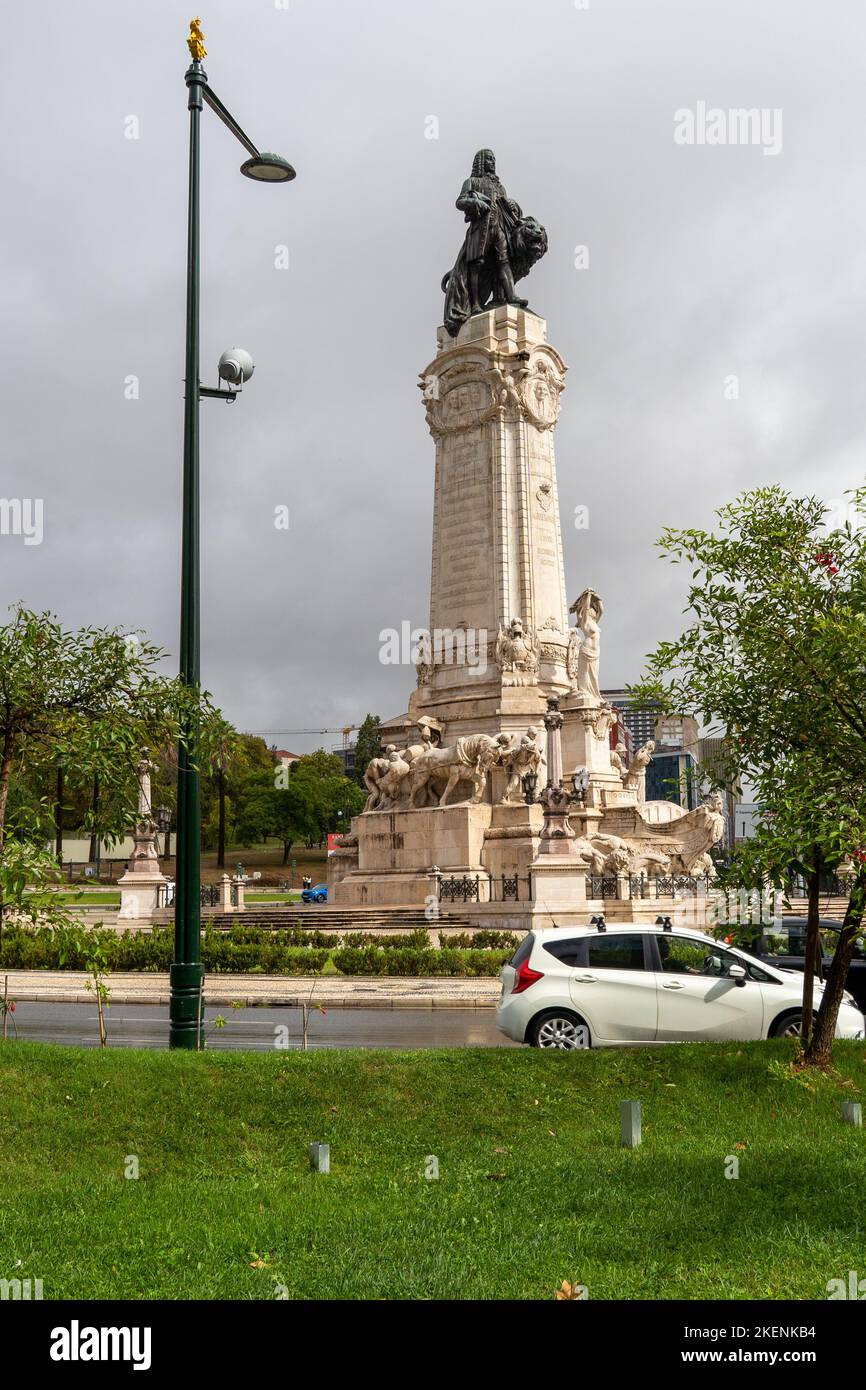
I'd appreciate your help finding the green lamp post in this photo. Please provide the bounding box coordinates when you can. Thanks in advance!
[170,18,295,1049]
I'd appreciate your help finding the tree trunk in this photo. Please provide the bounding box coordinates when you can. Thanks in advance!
[54,763,65,864]
[0,733,13,955]
[88,775,100,864]
[216,768,226,869]
[800,864,821,1044]
[282,840,291,866]
[0,731,14,848]
[804,874,866,1066]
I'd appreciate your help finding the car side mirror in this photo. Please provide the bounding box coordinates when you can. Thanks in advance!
[728,964,747,987]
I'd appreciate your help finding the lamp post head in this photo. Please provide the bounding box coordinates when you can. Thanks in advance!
[218,348,254,386]
[571,766,589,802]
[240,152,296,183]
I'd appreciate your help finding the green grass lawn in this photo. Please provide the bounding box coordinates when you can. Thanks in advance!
[1,1041,864,1300]
[27,891,122,907]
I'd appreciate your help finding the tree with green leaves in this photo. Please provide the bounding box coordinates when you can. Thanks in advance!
[232,749,364,862]
[633,486,866,1066]
[353,714,382,787]
[0,605,214,940]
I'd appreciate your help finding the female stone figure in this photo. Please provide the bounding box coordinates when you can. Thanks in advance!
[569,588,604,700]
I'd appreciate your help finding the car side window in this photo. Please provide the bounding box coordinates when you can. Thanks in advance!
[762,928,808,957]
[541,938,583,967]
[585,934,647,971]
[658,935,745,979]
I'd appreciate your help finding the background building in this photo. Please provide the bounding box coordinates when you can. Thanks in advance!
[697,735,740,849]
[273,749,303,773]
[602,689,661,750]
[645,748,701,810]
[334,744,357,777]
[602,693,740,837]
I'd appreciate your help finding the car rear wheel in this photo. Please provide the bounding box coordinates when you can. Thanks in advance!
[528,1009,590,1050]
[770,1010,803,1039]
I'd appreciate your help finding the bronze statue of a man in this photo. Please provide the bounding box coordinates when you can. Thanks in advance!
[442,149,548,337]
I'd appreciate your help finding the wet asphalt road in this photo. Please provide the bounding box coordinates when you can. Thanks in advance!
[9,1001,518,1050]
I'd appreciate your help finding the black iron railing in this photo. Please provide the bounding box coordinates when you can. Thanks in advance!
[438,875,481,902]
[587,874,618,899]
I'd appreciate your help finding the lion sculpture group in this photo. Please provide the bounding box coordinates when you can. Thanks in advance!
[362,730,722,878]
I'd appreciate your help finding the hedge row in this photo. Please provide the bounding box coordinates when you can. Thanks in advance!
[0,925,511,978]
[0,925,330,976]
[332,947,509,977]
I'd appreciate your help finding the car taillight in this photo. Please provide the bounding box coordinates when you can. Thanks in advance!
[512,959,544,994]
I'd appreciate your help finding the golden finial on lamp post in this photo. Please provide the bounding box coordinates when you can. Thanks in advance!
[187,18,207,61]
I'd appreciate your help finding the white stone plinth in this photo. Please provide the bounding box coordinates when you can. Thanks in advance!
[529,859,588,912]
[117,870,166,921]
[355,803,492,875]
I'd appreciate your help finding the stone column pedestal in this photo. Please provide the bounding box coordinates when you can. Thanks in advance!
[529,859,588,912]
[482,801,544,879]
[118,865,167,921]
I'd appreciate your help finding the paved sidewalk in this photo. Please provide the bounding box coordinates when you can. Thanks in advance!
[0,971,501,1009]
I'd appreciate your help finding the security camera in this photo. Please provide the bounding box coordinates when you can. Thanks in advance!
[217,348,254,387]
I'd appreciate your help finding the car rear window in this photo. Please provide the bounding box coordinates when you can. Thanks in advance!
[541,938,583,967]
[508,934,534,968]
[586,933,647,971]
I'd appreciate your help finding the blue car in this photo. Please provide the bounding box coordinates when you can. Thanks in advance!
[301,883,328,904]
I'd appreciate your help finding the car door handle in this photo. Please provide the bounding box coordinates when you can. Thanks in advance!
[661,980,684,990]
[574,973,597,983]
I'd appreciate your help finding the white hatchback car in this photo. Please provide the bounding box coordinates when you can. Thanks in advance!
[497,924,865,1049]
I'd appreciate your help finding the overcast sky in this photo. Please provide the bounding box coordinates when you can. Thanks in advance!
[3,0,865,755]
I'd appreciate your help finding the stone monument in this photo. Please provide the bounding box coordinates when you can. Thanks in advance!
[333,154,717,925]
[118,751,168,921]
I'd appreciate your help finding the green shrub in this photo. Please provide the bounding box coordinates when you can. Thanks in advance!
[0,924,507,977]
[331,947,509,977]
[0,925,328,976]
[341,928,432,950]
[442,930,519,951]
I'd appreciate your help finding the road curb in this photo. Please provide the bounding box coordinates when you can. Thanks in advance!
[2,973,499,1011]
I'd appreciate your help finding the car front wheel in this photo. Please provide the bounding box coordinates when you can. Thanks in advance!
[770,1010,803,1039]
[528,1009,590,1050]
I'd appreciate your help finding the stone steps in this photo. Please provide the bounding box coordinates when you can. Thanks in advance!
[151,905,478,933]
[783,897,851,920]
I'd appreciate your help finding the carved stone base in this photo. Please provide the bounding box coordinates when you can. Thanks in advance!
[529,859,588,912]
[333,804,493,907]
[482,801,544,878]
[334,870,442,908]
[117,870,166,921]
